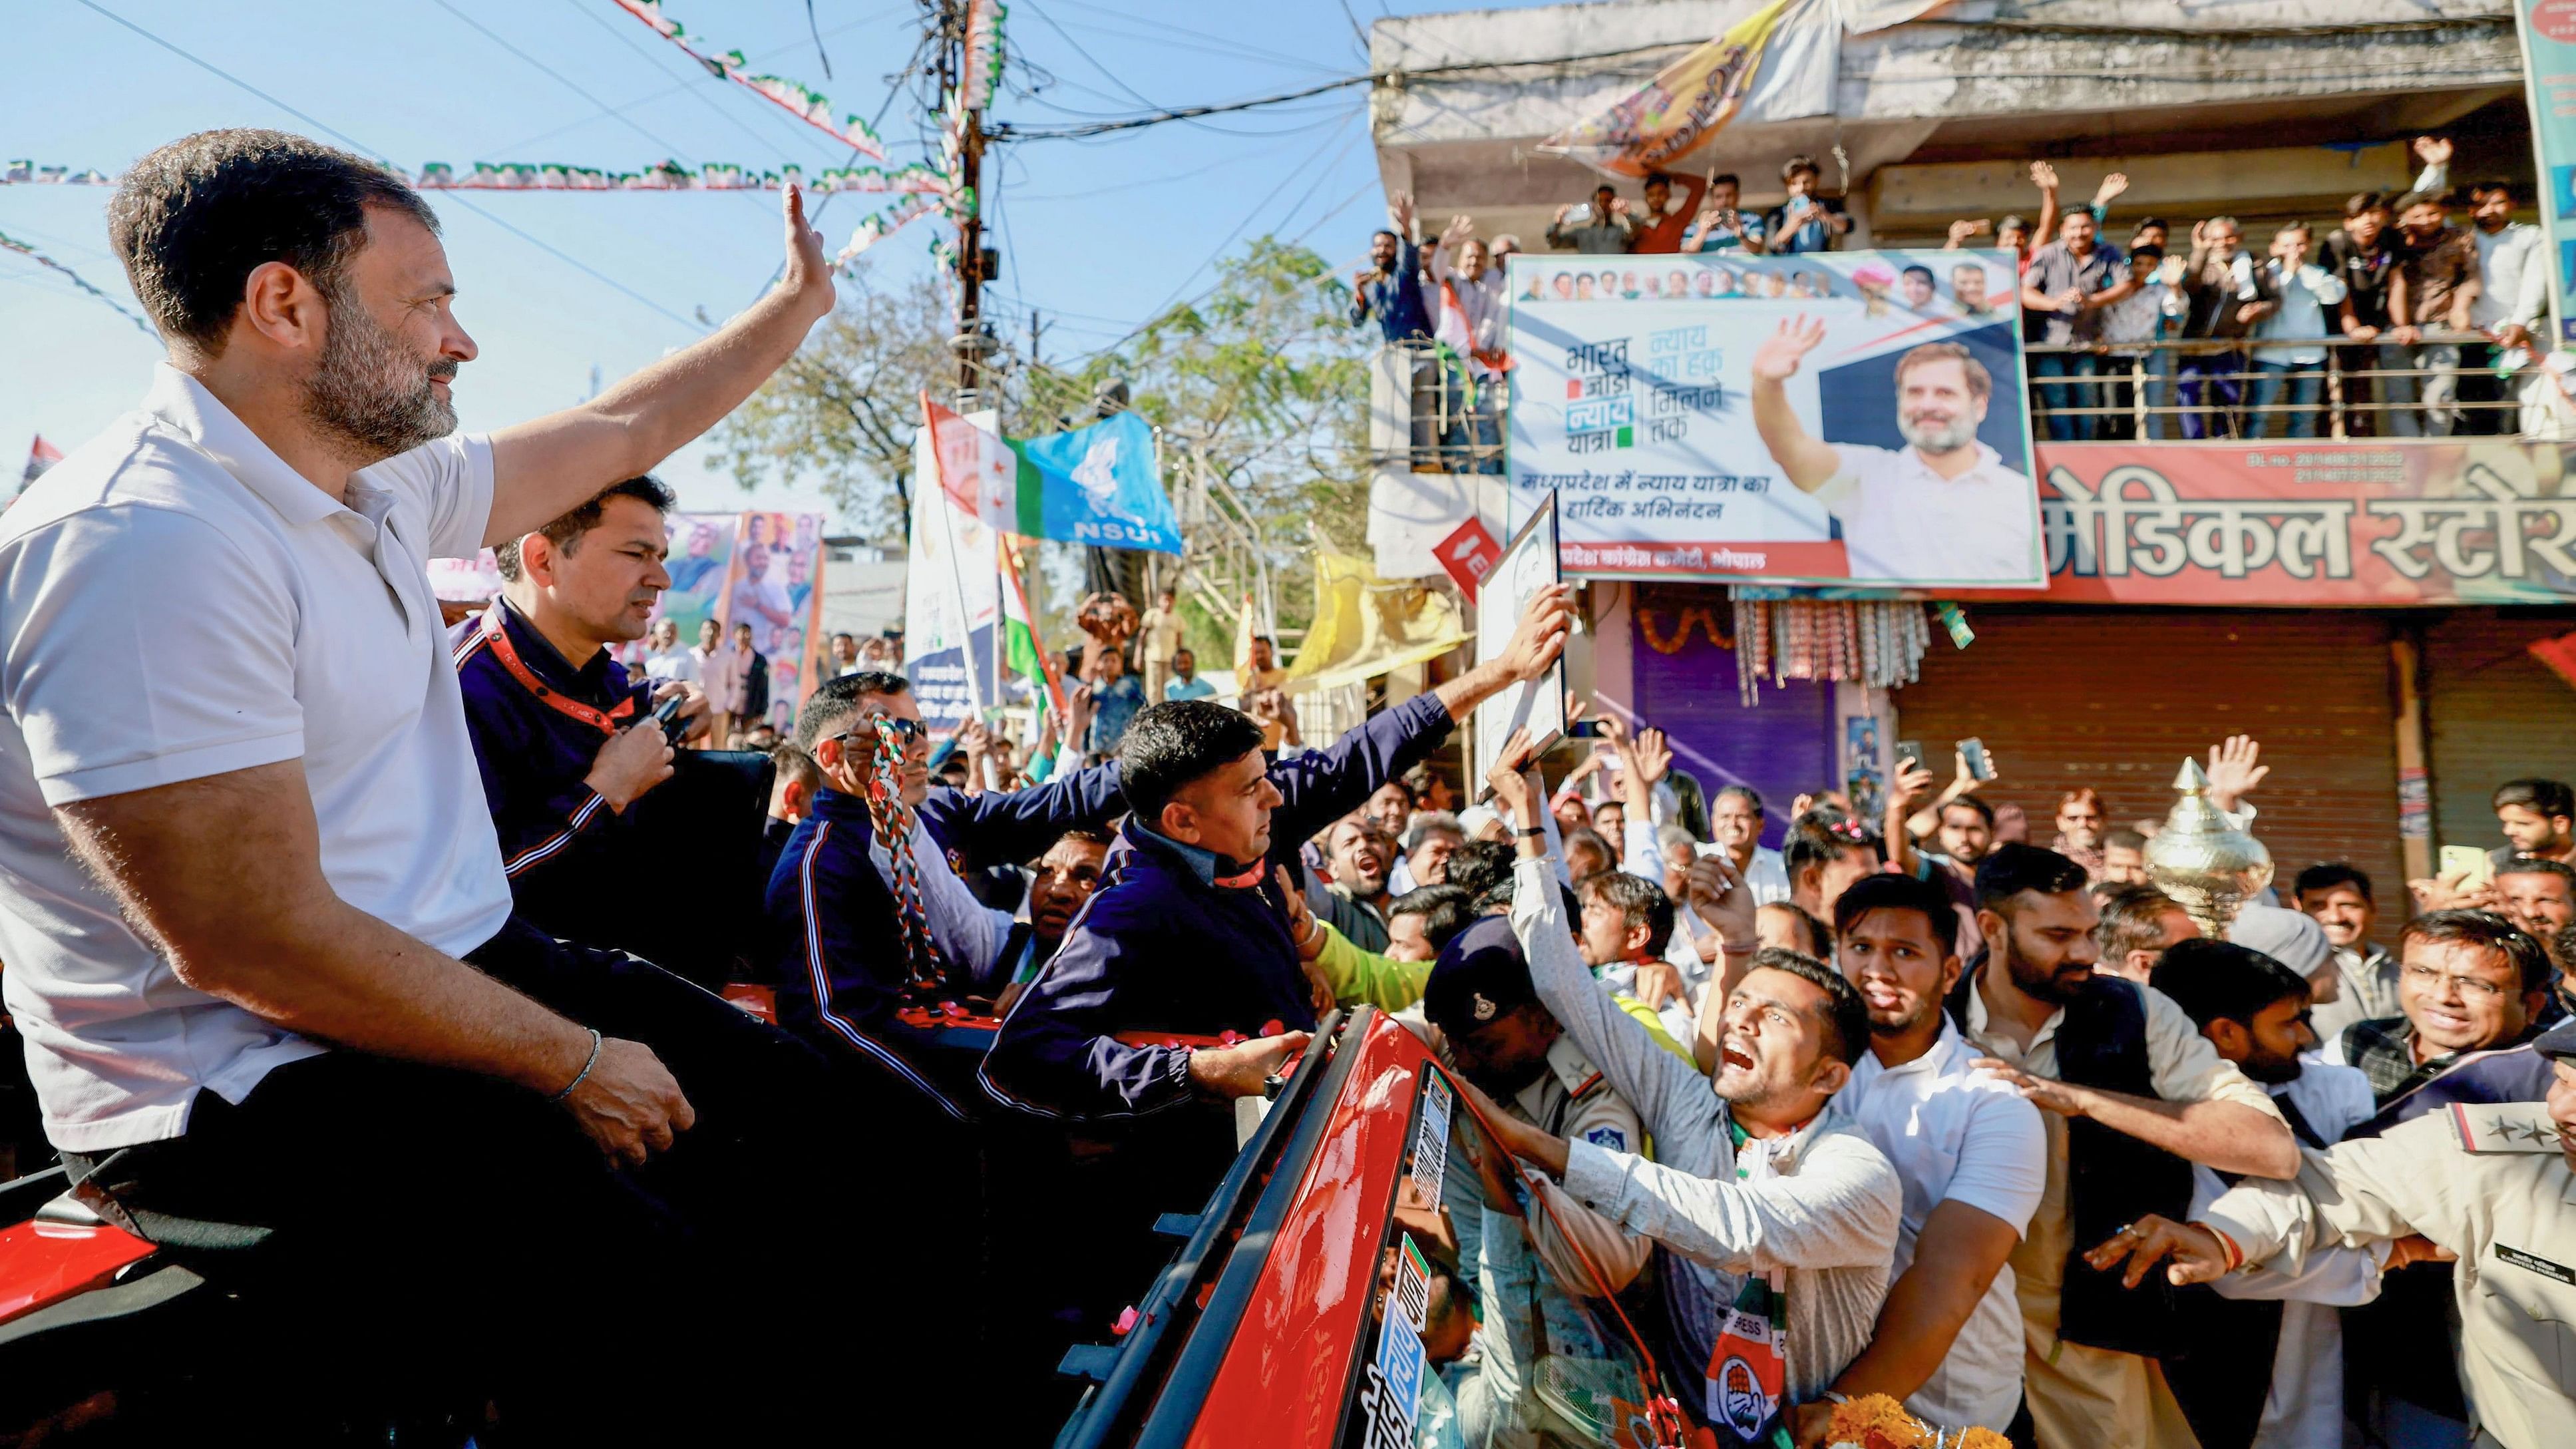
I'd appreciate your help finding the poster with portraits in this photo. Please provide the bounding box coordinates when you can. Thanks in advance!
[714,511,829,733]
[1505,249,2044,589]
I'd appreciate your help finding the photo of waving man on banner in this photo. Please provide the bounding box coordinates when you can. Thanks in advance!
[1751,317,2036,584]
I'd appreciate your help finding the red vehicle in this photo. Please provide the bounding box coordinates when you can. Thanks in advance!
[1055,1006,1693,1449]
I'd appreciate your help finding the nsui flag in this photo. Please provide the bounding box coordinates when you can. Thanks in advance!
[923,395,1183,555]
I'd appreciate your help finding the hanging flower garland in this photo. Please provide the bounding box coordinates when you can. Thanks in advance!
[9,158,950,196]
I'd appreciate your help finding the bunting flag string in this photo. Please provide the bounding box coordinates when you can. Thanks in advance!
[0,229,154,337]
[610,0,885,159]
[836,195,938,266]
[10,158,950,196]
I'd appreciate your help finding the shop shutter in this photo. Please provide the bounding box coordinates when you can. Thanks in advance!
[2424,607,2576,855]
[1891,607,2405,907]
[1631,586,1834,847]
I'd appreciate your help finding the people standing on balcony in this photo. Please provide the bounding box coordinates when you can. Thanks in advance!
[2248,222,2351,440]
[2464,180,2546,435]
[1682,172,1767,256]
[1628,170,1710,254]
[2324,192,2402,437]
[2020,209,2137,442]
[1546,182,1638,254]
[2100,245,2179,440]
[1350,190,1434,345]
[2386,190,2483,438]
[1431,216,1510,474]
[1765,156,1852,255]
[2173,217,2279,439]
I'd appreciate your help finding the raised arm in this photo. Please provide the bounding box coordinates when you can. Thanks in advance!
[1976,984,2299,1182]
[482,186,834,546]
[1749,316,1840,493]
[1490,737,1712,1139]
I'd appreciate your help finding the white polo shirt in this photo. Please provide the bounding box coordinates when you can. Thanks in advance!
[1837,1018,2048,1432]
[1815,441,2038,585]
[0,365,513,1151]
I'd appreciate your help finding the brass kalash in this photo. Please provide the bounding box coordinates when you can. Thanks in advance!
[2143,757,2273,935]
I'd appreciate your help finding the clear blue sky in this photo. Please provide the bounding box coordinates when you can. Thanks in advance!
[1,0,1563,525]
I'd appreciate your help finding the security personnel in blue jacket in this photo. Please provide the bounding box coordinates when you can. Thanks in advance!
[763,670,1127,1120]
[978,583,1573,1315]
[451,477,729,972]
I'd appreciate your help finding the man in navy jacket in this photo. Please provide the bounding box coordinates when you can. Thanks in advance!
[977,584,1573,1279]
[763,670,1126,1119]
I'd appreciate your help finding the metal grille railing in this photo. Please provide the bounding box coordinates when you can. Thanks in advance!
[2024,333,2528,441]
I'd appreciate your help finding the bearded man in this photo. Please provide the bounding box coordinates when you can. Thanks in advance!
[1750,323,2038,584]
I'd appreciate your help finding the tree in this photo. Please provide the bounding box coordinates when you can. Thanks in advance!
[702,271,952,542]
[1017,237,1373,645]
[709,237,1374,644]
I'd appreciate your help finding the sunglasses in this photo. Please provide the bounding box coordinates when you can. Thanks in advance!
[832,714,926,751]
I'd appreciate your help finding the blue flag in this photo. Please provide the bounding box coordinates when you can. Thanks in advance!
[1012,411,1183,555]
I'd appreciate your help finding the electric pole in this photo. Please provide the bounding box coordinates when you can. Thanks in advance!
[942,0,997,407]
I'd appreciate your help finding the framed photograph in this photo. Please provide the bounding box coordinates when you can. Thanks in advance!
[1472,491,1566,795]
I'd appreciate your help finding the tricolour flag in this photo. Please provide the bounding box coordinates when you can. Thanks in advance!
[999,534,1069,718]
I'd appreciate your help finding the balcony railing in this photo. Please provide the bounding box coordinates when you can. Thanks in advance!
[2024,333,2530,441]
[1370,333,2538,477]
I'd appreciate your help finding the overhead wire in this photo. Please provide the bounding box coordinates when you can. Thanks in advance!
[65,0,709,332]
[488,2,910,155]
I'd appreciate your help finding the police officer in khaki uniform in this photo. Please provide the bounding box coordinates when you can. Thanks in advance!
[2090,1017,2576,1449]
[1417,916,1653,1295]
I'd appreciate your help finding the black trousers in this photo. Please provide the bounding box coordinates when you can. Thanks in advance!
[59,920,900,1445]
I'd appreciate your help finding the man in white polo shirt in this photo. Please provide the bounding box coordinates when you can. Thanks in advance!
[1750,320,2039,584]
[1790,871,2048,1442]
[0,129,846,1440]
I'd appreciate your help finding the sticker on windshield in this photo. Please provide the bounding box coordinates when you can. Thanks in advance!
[1411,1071,1453,1205]
[1373,1303,1427,1448]
[1392,1232,1432,1333]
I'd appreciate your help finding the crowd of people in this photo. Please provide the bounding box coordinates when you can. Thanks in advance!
[1352,136,2547,451]
[3,127,2573,1449]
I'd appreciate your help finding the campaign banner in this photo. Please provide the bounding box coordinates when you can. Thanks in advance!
[1506,249,2043,590]
[1947,439,2576,606]
[714,511,828,732]
[2513,0,2576,343]
[653,511,739,642]
[905,416,1001,727]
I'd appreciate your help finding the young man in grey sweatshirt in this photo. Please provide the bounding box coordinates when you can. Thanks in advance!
[1469,734,1903,1437]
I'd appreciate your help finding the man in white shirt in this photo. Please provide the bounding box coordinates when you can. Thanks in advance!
[640,614,698,683]
[0,130,848,1438]
[1751,321,2039,586]
[2152,938,2386,1449]
[691,614,749,741]
[2465,179,2549,435]
[1793,871,2046,1440]
[2248,222,2351,439]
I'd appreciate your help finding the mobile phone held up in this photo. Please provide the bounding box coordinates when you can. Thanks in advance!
[651,691,690,743]
[1957,737,1996,782]
[1895,740,1926,772]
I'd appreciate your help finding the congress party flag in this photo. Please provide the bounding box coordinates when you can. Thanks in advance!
[999,534,1069,719]
[1537,0,1800,178]
[920,395,1185,555]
